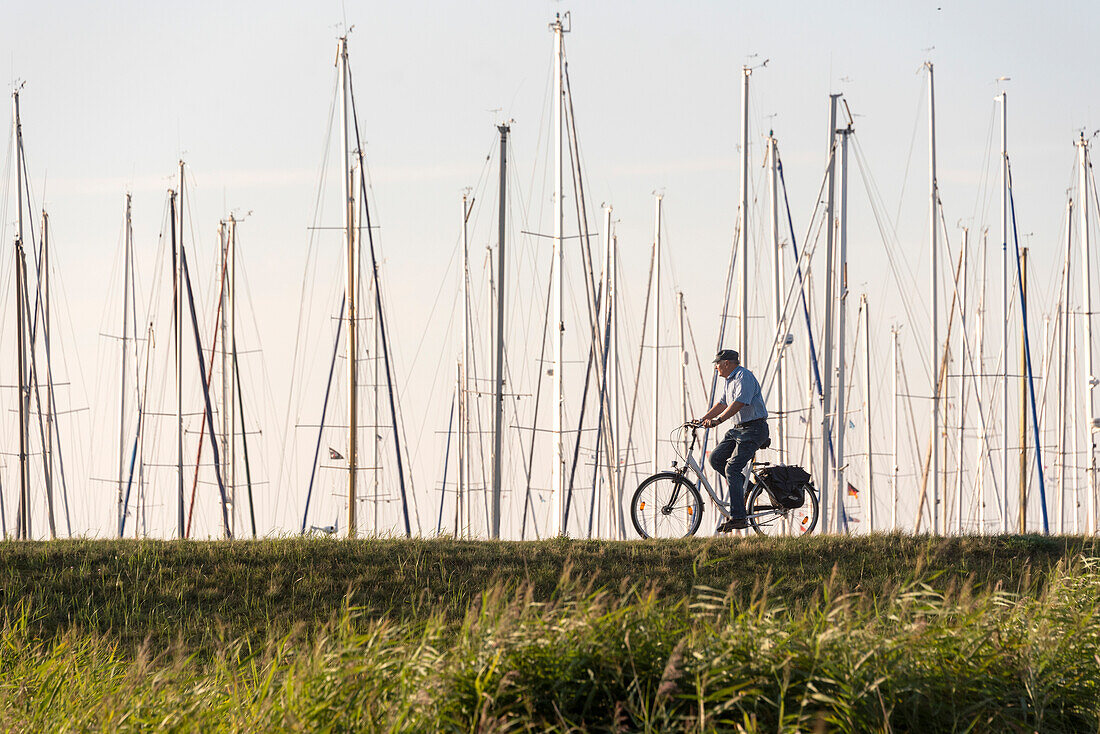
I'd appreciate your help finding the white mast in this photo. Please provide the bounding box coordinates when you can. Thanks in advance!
[1071,327,1080,533]
[15,238,29,539]
[372,238,381,535]
[490,124,508,540]
[175,164,184,539]
[1057,198,1073,534]
[118,194,132,536]
[550,13,566,536]
[927,61,941,536]
[12,90,28,539]
[999,90,1010,534]
[460,192,471,535]
[820,94,840,533]
[651,193,662,472]
[219,221,228,535]
[138,321,153,538]
[862,294,874,532]
[610,223,622,539]
[339,36,359,539]
[976,231,988,535]
[739,67,751,361]
[41,211,57,538]
[678,291,688,428]
[770,134,786,464]
[599,204,615,538]
[805,275,815,509]
[1079,133,1097,535]
[891,326,900,531]
[455,359,466,535]
[219,221,232,538]
[228,215,237,537]
[835,127,850,533]
[955,226,968,534]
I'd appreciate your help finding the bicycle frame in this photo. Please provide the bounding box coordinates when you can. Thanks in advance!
[677,427,774,523]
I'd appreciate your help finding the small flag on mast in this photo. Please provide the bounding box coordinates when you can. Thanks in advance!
[329,447,344,460]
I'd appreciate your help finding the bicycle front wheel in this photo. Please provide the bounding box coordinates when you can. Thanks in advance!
[746,482,819,537]
[630,472,703,539]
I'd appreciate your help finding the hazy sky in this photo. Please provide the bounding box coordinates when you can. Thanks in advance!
[2,1,1098,538]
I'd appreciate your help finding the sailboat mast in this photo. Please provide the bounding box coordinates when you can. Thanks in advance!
[597,205,615,537]
[15,238,29,539]
[1071,324,1080,533]
[460,192,470,535]
[172,179,184,538]
[339,36,358,539]
[12,91,28,540]
[611,226,623,539]
[228,215,237,537]
[138,321,153,538]
[678,291,687,428]
[41,209,56,539]
[956,227,968,534]
[819,94,839,533]
[739,67,750,362]
[219,221,231,537]
[1018,248,1028,531]
[835,126,850,533]
[976,230,988,535]
[862,294,874,532]
[372,242,380,535]
[891,326,899,531]
[455,359,465,534]
[770,134,785,464]
[551,13,566,536]
[927,61,941,536]
[118,195,132,536]
[491,124,509,539]
[13,90,23,246]
[1057,198,1073,534]
[999,91,1009,534]
[1078,133,1097,534]
[651,193,662,473]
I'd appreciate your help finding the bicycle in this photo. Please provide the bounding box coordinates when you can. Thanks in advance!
[630,421,819,538]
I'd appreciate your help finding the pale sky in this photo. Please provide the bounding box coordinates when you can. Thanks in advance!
[1,1,1098,538]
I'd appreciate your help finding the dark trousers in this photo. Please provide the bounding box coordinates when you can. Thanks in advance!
[708,420,770,520]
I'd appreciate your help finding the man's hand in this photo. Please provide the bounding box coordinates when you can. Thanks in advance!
[701,417,719,429]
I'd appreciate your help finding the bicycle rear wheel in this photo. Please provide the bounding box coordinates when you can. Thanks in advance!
[630,472,703,538]
[746,482,818,537]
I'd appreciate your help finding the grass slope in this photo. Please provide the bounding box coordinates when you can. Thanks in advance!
[0,534,1094,649]
[0,535,1097,731]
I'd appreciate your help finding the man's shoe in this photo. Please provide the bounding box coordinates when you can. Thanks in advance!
[717,517,750,533]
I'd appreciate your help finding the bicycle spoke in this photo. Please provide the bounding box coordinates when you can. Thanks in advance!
[631,473,702,539]
[747,482,818,537]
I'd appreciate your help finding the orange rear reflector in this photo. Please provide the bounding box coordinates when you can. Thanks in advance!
[640,501,646,510]
[687,507,693,515]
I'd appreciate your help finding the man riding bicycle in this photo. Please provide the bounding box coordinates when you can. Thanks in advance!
[696,349,769,532]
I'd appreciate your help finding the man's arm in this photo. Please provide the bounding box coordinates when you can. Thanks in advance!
[702,401,746,428]
[698,402,725,424]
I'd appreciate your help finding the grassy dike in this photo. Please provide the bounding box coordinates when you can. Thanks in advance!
[0,534,1097,730]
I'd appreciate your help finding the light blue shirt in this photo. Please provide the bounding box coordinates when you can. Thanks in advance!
[721,366,768,426]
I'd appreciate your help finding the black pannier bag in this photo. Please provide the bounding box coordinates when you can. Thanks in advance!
[758,465,811,509]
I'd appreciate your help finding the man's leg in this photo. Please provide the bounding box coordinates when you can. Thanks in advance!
[723,423,768,520]
[708,430,737,476]
[708,431,738,531]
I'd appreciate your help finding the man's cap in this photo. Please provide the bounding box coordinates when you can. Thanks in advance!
[713,349,739,363]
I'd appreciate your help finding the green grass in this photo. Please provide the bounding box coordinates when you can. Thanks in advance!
[0,534,1098,731]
